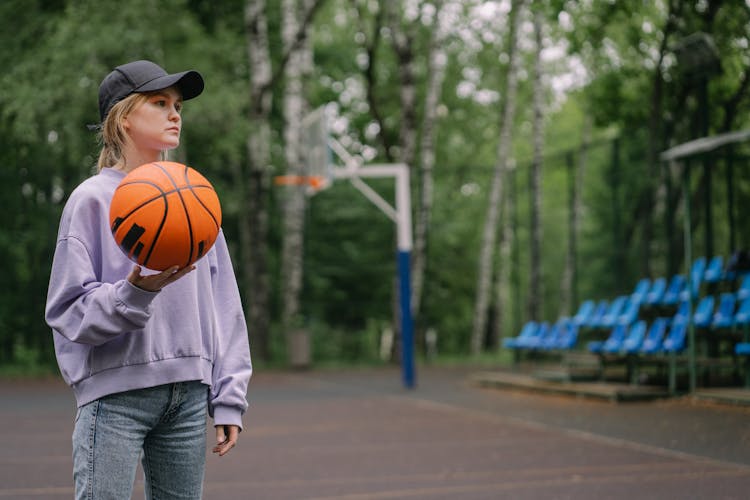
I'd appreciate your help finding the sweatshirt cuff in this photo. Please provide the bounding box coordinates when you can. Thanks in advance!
[117,280,159,311]
[212,405,244,431]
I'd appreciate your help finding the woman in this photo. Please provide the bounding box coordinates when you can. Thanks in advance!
[45,60,252,499]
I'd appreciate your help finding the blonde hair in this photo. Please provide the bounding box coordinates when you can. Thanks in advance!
[95,92,168,172]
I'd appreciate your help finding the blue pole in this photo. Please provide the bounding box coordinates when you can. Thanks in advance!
[397,250,416,388]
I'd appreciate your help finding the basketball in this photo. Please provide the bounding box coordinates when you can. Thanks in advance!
[109,161,222,271]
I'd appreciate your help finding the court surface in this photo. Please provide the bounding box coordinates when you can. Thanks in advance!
[1,365,749,499]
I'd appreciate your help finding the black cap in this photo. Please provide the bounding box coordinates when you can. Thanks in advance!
[97,60,204,122]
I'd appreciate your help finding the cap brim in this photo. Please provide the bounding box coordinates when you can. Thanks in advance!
[136,70,204,101]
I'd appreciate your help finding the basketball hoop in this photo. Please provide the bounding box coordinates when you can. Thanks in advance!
[273,174,329,195]
[274,107,333,197]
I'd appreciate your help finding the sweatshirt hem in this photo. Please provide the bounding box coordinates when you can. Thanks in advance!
[71,356,213,408]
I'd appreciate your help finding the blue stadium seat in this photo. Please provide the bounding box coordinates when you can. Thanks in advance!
[586,300,609,328]
[525,321,565,350]
[515,322,551,350]
[503,321,538,349]
[639,317,670,354]
[630,278,651,304]
[680,257,706,301]
[645,277,667,306]
[588,324,627,354]
[662,275,687,306]
[572,300,595,327]
[619,320,648,354]
[737,274,750,301]
[704,255,724,283]
[661,321,688,353]
[711,293,736,329]
[734,298,750,327]
[600,296,628,329]
[693,295,716,329]
[617,298,641,326]
[539,320,570,350]
[673,300,690,324]
[554,322,579,350]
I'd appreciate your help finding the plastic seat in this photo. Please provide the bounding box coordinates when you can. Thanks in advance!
[554,322,579,350]
[514,322,550,350]
[672,300,690,324]
[640,317,670,354]
[599,296,628,329]
[618,320,648,354]
[693,295,715,329]
[662,275,686,306]
[525,322,561,350]
[572,300,595,327]
[737,274,750,301]
[645,277,667,306]
[539,320,570,350]
[704,255,724,283]
[586,300,609,328]
[661,322,688,353]
[711,293,736,329]
[589,324,627,354]
[680,257,706,301]
[617,298,641,326]
[503,321,538,349]
[734,298,750,327]
[630,278,651,304]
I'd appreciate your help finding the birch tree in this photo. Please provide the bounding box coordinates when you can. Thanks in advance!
[280,0,315,332]
[527,5,544,321]
[470,0,525,355]
[560,116,590,316]
[412,0,449,322]
[243,0,323,360]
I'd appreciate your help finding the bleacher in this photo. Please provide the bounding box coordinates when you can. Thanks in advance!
[503,253,750,392]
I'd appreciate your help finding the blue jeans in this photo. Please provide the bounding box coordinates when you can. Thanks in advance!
[73,381,209,500]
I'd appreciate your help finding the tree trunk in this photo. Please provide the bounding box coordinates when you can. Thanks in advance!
[384,2,419,361]
[243,0,274,361]
[560,117,590,316]
[470,0,525,355]
[527,6,544,322]
[280,0,314,331]
[490,174,511,350]
[242,0,323,361]
[385,2,418,168]
[412,0,447,324]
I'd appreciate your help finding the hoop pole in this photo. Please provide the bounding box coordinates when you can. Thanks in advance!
[394,164,415,388]
[332,162,415,388]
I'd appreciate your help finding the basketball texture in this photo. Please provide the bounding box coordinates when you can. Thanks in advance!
[109,161,222,271]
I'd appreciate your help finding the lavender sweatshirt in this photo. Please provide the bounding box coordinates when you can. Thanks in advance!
[45,167,252,429]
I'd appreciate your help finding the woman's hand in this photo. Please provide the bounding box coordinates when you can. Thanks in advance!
[127,265,195,292]
[213,425,240,457]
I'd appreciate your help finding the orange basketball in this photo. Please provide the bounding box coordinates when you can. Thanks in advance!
[109,161,222,271]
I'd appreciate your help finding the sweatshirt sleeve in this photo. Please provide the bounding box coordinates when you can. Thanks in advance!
[207,233,253,430]
[45,236,159,346]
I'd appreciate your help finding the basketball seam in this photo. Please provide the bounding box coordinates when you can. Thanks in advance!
[116,183,213,210]
[155,162,195,268]
[111,180,170,268]
[185,185,221,231]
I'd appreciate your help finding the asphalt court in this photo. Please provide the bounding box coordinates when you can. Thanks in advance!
[1,366,749,499]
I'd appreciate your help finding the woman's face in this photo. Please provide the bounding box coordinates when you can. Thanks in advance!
[123,87,183,153]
